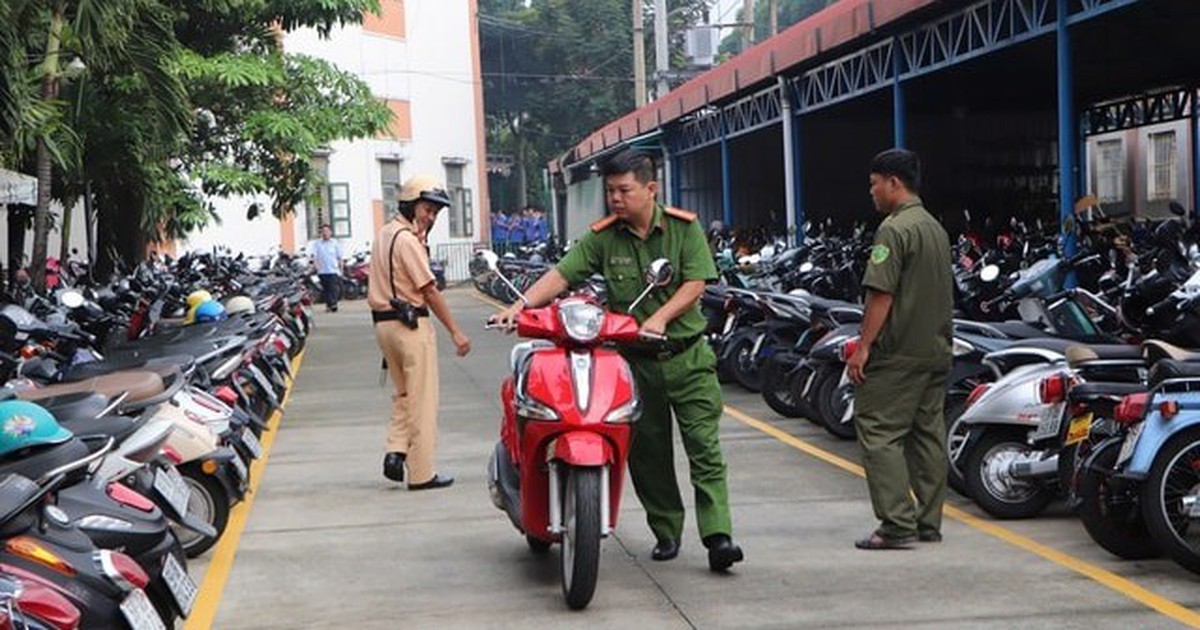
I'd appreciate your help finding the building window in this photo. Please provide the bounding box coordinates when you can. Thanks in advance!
[444,162,473,238]
[1148,131,1177,202]
[1095,139,1124,203]
[380,159,402,221]
[328,183,352,238]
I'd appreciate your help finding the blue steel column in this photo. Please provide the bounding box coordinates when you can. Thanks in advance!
[721,116,733,227]
[779,77,798,244]
[892,39,906,148]
[1057,0,1078,258]
[1192,89,1199,218]
[669,144,682,207]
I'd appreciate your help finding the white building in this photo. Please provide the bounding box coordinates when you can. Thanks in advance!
[182,0,490,279]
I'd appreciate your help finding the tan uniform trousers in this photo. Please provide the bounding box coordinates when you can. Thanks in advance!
[374,318,440,483]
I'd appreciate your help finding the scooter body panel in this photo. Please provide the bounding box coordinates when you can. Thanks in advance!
[1123,391,1200,477]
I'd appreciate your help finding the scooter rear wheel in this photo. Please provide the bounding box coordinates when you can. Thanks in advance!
[174,469,231,558]
[561,467,601,610]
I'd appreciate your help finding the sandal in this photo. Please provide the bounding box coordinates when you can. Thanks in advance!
[854,531,916,550]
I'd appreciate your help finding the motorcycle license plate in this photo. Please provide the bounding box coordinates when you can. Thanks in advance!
[231,454,249,486]
[249,365,277,399]
[1033,405,1063,440]
[1064,413,1093,446]
[121,589,167,630]
[154,467,191,518]
[242,427,263,459]
[163,553,197,615]
[1116,423,1144,467]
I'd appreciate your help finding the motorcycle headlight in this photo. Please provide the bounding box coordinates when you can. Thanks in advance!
[558,301,604,343]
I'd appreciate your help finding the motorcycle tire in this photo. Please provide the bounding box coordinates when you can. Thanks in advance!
[788,362,822,425]
[1078,443,1160,560]
[804,365,839,428]
[964,428,1054,519]
[1141,426,1200,575]
[728,333,763,393]
[761,354,807,418]
[561,467,602,610]
[175,469,232,558]
[818,373,856,440]
[943,394,970,497]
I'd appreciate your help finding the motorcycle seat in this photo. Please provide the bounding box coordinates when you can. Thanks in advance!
[60,354,195,382]
[1150,359,1200,388]
[1143,340,1200,364]
[998,337,1076,355]
[16,371,164,404]
[1065,344,1144,368]
[988,321,1049,339]
[1068,381,1146,401]
[30,392,110,422]
[0,438,91,486]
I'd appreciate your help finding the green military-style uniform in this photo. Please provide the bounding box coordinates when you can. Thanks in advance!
[855,196,954,539]
[556,204,733,544]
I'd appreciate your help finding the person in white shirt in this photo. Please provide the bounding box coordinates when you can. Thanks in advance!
[310,224,345,312]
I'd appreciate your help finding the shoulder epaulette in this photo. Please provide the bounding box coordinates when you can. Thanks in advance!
[590,214,620,232]
[663,207,697,222]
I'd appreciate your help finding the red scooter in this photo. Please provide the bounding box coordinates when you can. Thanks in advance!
[485,253,673,610]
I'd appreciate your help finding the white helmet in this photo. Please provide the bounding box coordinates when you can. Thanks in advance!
[225,295,256,315]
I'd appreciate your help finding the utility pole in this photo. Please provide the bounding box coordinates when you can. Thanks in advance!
[769,0,778,37]
[633,0,647,107]
[743,0,756,51]
[654,0,668,100]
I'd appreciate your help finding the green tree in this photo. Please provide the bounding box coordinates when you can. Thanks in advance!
[718,0,832,57]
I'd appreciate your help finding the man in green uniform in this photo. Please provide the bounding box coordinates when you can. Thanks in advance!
[493,149,744,572]
[846,148,953,550]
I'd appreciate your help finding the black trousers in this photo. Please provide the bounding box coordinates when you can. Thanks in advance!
[318,273,341,308]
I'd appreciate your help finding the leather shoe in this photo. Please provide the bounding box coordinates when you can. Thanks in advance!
[409,473,454,491]
[383,452,406,482]
[651,539,680,561]
[703,534,744,572]
[918,530,943,543]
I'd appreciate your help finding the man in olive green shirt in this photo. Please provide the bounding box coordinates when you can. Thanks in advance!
[493,149,744,572]
[846,149,953,549]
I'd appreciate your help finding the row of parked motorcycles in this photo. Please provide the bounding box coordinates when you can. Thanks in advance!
[474,204,1200,583]
[0,252,312,628]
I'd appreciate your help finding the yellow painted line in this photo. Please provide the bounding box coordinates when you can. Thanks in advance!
[471,290,509,310]
[185,350,305,630]
[723,404,1200,628]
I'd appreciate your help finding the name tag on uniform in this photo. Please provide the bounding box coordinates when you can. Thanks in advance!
[609,255,634,267]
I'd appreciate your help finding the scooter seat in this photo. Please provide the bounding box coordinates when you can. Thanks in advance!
[1002,338,1077,355]
[0,438,91,485]
[1068,381,1146,400]
[17,371,164,404]
[1143,340,1200,364]
[1065,344,1144,367]
[988,321,1049,339]
[60,354,195,382]
[1150,359,1200,388]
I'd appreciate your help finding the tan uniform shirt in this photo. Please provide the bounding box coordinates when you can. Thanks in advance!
[368,216,436,311]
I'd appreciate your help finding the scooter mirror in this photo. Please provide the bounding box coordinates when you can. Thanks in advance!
[979,264,1000,283]
[59,290,85,309]
[478,250,500,271]
[644,258,674,287]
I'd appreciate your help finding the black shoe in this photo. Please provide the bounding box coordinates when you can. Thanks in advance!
[409,473,454,491]
[330,305,338,312]
[383,452,406,482]
[918,530,943,543]
[703,534,744,572]
[651,539,680,561]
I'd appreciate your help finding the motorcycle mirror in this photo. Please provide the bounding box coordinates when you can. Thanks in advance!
[629,259,674,313]
[477,250,500,271]
[1170,201,1186,217]
[979,264,1000,283]
[58,290,85,309]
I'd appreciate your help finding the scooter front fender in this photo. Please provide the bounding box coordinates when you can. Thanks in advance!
[548,432,612,467]
[1125,392,1200,478]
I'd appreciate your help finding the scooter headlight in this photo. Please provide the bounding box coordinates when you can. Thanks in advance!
[558,301,604,343]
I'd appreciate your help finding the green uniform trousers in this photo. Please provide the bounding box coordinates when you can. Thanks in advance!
[853,365,948,538]
[625,340,732,543]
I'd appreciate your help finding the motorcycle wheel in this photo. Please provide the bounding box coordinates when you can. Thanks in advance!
[804,365,839,428]
[728,334,763,392]
[1141,427,1200,574]
[174,470,231,558]
[944,395,970,496]
[1078,443,1159,560]
[818,370,856,440]
[788,362,822,425]
[561,466,602,610]
[761,354,806,418]
[964,429,1053,519]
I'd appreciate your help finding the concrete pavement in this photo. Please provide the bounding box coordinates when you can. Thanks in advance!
[201,289,1200,629]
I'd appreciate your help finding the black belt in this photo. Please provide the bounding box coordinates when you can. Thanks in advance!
[622,335,702,361]
[371,307,430,323]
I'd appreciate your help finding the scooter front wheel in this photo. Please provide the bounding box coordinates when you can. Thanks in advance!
[561,466,601,610]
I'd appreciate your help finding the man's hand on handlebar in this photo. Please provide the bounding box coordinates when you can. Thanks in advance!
[487,302,524,332]
[638,316,668,341]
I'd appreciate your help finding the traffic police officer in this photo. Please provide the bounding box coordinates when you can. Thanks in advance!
[494,149,744,572]
[846,149,953,549]
[369,174,472,490]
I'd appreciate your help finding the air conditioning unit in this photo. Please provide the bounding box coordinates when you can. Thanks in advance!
[685,26,717,68]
